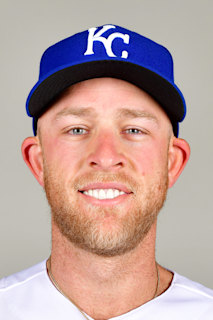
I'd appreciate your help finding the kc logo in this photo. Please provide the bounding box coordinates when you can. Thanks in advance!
[84,25,130,59]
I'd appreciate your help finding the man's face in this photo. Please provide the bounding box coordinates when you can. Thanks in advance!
[38,78,172,256]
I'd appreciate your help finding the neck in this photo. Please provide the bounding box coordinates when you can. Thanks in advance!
[49,222,172,320]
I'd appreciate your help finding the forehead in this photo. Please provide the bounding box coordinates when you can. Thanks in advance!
[38,77,170,124]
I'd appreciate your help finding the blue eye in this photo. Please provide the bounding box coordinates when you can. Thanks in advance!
[69,128,87,135]
[126,128,142,134]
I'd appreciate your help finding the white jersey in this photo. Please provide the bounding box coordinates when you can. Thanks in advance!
[1,260,213,319]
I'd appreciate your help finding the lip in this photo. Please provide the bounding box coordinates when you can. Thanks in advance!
[79,190,132,206]
[78,182,132,194]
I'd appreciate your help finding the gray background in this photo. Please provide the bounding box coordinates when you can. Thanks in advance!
[1,0,213,288]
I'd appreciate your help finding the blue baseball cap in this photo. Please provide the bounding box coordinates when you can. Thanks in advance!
[26,24,186,136]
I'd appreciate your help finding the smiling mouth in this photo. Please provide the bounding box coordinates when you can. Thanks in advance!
[79,188,132,200]
[79,189,127,200]
[78,181,133,201]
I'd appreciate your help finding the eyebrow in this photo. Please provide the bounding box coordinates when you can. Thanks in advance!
[54,106,159,125]
[54,107,96,120]
[116,108,159,124]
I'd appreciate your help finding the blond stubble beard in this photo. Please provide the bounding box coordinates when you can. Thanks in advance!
[43,162,168,257]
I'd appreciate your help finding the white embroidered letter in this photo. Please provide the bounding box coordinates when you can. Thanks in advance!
[84,25,130,59]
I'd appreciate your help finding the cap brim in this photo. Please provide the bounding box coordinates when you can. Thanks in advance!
[27,60,185,136]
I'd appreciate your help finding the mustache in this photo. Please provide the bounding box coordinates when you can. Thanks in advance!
[73,172,139,193]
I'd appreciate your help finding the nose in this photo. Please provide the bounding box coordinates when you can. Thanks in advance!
[86,133,127,171]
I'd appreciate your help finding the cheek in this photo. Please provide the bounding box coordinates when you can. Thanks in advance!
[130,141,168,176]
[42,137,85,174]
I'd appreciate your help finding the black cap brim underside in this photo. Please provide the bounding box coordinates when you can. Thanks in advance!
[29,60,184,136]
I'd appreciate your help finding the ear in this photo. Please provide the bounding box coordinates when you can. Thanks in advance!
[168,137,190,188]
[21,137,44,187]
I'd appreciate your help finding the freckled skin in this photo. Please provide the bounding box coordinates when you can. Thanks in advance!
[38,78,171,256]
[39,78,172,181]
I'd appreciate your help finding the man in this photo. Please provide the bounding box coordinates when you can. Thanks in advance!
[1,24,212,319]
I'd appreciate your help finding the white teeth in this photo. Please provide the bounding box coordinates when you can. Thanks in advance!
[93,190,99,199]
[99,189,106,200]
[106,189,114,199]
[88,189,93,197]
[114,189,120,198]
[82,189,125,200]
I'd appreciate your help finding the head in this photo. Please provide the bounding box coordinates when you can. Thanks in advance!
[22,25,190,256]
[22,77,190,256]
